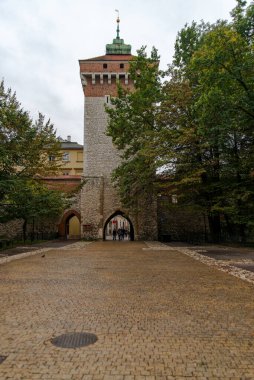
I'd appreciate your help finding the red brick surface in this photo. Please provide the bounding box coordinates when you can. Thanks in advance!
[42,176,81,193]
[79,55,135,97]
[84,79,133,97]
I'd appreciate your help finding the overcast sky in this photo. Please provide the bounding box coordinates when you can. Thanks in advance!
[0,0,247,144]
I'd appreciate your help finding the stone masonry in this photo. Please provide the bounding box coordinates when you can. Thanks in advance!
[0,219,23,240]
[79,21,158,240]
[83,97,120,177]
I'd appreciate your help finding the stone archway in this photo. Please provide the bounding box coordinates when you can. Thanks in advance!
[58,209,81,239]
[103,211,134,241]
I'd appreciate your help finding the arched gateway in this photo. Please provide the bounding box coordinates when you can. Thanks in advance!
[78,17,158,241]
[103,211,134,241]
[58,210,81,239]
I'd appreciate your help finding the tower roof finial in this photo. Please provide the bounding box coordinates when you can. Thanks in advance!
[106,10,132,55]
[115,9,120,39]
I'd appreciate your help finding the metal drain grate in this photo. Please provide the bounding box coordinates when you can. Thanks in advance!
[51,332,98,348]
[0,356,7,364]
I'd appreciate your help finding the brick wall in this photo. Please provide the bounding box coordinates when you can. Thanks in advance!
[79,58,132,73]
[80,57,134,97]
[42,176,82,193]
[83,77,133,97]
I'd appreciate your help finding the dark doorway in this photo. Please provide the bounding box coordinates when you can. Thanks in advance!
[103,211,134,241]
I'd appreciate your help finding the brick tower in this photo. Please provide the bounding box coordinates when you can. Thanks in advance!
[79,16,158,240]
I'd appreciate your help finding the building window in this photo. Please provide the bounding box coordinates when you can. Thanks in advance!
[62,170,70,176]
[48,155,55,161]
[120,63,124,69]
[76,152,83,162]
[103,63,107,69]
[62,152,70,161]
[105,95,110,104]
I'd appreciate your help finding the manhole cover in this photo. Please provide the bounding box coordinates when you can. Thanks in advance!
[51,332,98,348]
[0,356,7,364]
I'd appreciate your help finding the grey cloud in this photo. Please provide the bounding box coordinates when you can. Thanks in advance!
[0,0,245,144]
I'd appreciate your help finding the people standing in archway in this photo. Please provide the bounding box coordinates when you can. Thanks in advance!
[103,212,134,241]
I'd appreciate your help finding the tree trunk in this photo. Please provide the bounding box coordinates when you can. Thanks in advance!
[23,219,27,242]
[31,217,35,242]
[239,224,246,244]
[224,214,234,239]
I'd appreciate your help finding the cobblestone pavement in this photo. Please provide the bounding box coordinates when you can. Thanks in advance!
[163,242,254,285]
[0,240,78,259]
[0,241,254,380]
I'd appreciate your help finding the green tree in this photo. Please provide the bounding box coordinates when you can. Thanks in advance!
[189,23,254,240]
[0,180,68,241]
[105,1,254,242]
[0,81,68,239]
[106,46,162,210]
[161,1,254,241]
[0,80,62,201]
[173,20,211,73]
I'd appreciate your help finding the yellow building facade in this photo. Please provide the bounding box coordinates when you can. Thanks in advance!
[45,136,83,239]
[59,136,83,176]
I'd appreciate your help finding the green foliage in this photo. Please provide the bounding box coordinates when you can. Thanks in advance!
[0,179,68,240]
[1,180,66,221]
[0,81,66,239]
[106,1,254,242]
[164,1,254,240]
[0,80,62,200]
[173,21,211,72]
[231,0,254,40]
[106,46,162,209]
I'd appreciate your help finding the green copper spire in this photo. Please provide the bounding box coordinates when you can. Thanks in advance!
[106,11,132,55]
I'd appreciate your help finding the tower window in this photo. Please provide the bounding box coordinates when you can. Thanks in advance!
[105,95,110,104]
[103,63,107,69]
[120,63,124,69]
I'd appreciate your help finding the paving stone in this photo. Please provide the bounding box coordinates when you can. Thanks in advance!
[0,241,254,379]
